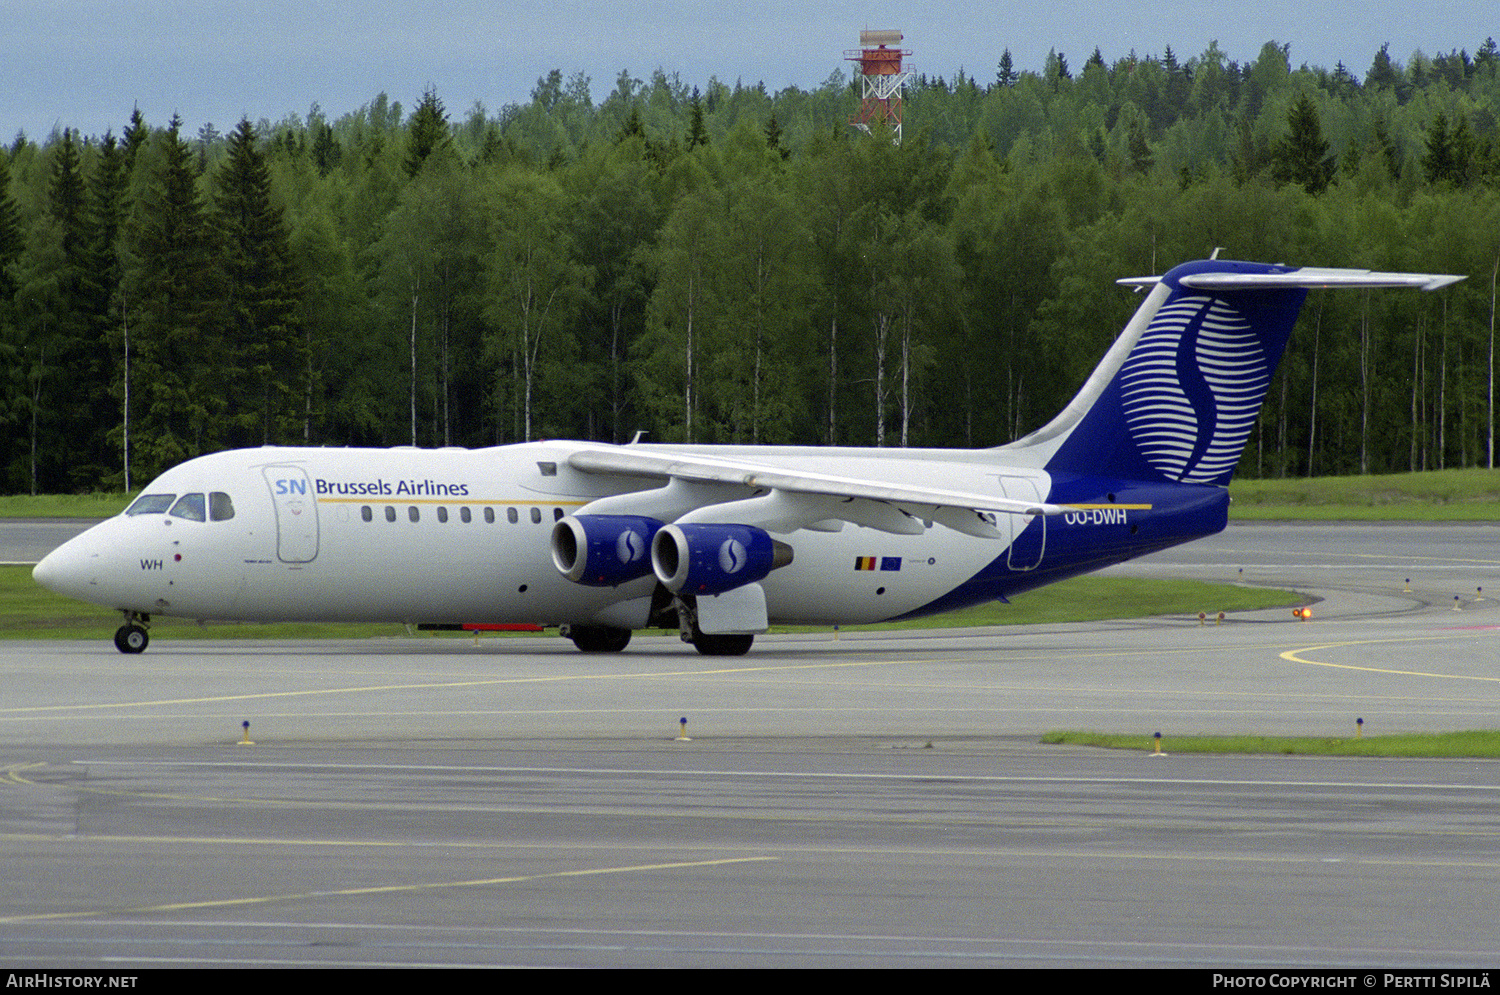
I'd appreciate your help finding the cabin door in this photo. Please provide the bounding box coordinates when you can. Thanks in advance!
[261,466,320,563]
[998,476,1045,571]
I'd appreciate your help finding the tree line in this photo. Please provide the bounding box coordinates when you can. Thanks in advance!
[2,37,1499,494]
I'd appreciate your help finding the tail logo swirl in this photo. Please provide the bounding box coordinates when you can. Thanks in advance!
[1119,295,1269,484]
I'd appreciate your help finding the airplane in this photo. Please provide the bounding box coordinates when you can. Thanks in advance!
[33,258,1463,656]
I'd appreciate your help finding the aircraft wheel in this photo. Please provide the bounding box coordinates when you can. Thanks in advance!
[114,624,149,654]
[568,625,632,653]
[691,632,754,657]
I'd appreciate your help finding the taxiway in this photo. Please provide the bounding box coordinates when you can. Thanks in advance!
[0,522,1497,967]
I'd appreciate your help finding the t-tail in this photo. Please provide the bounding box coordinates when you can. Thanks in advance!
[1009,259,1465,487]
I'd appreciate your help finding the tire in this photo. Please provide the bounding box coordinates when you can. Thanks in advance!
[691,632,754,656]
[569,625,632,653]
[114,624,149,654]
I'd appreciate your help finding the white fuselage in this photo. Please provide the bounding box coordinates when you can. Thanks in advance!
[36,443,1049,628]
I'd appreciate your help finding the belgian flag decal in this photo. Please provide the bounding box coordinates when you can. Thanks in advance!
[855,557,902,571]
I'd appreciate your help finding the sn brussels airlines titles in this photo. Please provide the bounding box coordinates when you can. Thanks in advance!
[302,477,471,498]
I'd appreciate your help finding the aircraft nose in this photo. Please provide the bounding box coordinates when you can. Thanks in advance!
[31,552,56,590]
[32,536,96,600]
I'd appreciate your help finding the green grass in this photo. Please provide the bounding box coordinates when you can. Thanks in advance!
[0,493,132,518]
[1228,467,1500,520]
[1044,729,1500,758]
[0,565,411,642]
[773,576,1296,632]
[2,565,1297,642]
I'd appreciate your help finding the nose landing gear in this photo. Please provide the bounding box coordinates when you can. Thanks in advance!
[114,612,150,654]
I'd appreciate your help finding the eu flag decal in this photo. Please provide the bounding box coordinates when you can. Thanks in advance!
[881,557,902,571]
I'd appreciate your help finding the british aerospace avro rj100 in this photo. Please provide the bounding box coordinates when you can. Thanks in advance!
[35,259,1462,656]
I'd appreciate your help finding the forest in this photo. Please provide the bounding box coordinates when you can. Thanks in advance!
[1,37,1499,494]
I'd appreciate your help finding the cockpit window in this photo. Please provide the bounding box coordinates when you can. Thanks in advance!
[169,493,207,522]
[125,494,176,516]
[209,492,235,521]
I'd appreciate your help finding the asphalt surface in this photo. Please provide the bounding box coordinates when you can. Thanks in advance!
[0,518,95,565]
[1,520,1498,968]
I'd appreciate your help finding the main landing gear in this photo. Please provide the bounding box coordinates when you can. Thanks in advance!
[565,624,632,653]
[114,612,150,654]
[675,597,754,657]
[562,592,756,657]
[687,629,754,657]
[561,621,753,656]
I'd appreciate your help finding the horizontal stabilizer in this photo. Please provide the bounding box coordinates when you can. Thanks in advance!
[1120,267,1465,292]
[1030,259,1465,488]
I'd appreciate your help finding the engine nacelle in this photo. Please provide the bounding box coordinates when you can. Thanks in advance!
[651,523,794,596]
[551,515,664,587]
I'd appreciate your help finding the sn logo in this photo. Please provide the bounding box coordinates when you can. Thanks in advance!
[616,529,645,564]
[718,539,748,574]
[274,478,308,495]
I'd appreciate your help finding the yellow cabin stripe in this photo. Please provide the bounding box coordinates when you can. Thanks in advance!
[317,497,588,506]
[1062,503,1154,510]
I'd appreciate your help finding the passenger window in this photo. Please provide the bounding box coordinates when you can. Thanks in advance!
[530,507,542,524]
[437,507,448,523]
[484,507,495,524]
[362,506,373,522]
[385,506,396,522]
[507,508,518,524]
[553,507,564,521]
[408,506,420,522]
[460,507,471,523]
[126,494,176,516]
[169,493,207,522]
[209,492,235,521]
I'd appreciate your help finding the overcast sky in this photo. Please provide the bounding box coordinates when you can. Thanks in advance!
[9,0,1495,142]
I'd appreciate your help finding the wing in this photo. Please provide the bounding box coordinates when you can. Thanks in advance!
[565,447,1070,540]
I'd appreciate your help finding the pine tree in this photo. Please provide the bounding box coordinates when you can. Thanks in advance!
[29,129,98,489]
[404,87,450,178]
[1422,112,1475,186]
[1366,43,1407,100]
[0,151,21,301]
[996,50,1017,88]
[1128,121,1155,175]
[80,132,130,485]
[1272,93,1336,194]
[617,106,646,145]
[1421,112,1454,184]
[686,91,709,149]
[1476,37,1499,75]
[765,114,789,160]
[129,116,225,476]
[310,121,340,176]
[49,131,87,270]
[215,118,303,446]
[0,151,23,490]
[122,107,149,172]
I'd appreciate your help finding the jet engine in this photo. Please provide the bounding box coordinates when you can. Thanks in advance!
[551,515,664,587]
[651,523,794,596]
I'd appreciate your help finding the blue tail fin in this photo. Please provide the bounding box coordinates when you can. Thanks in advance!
[1010,259,1460,487]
